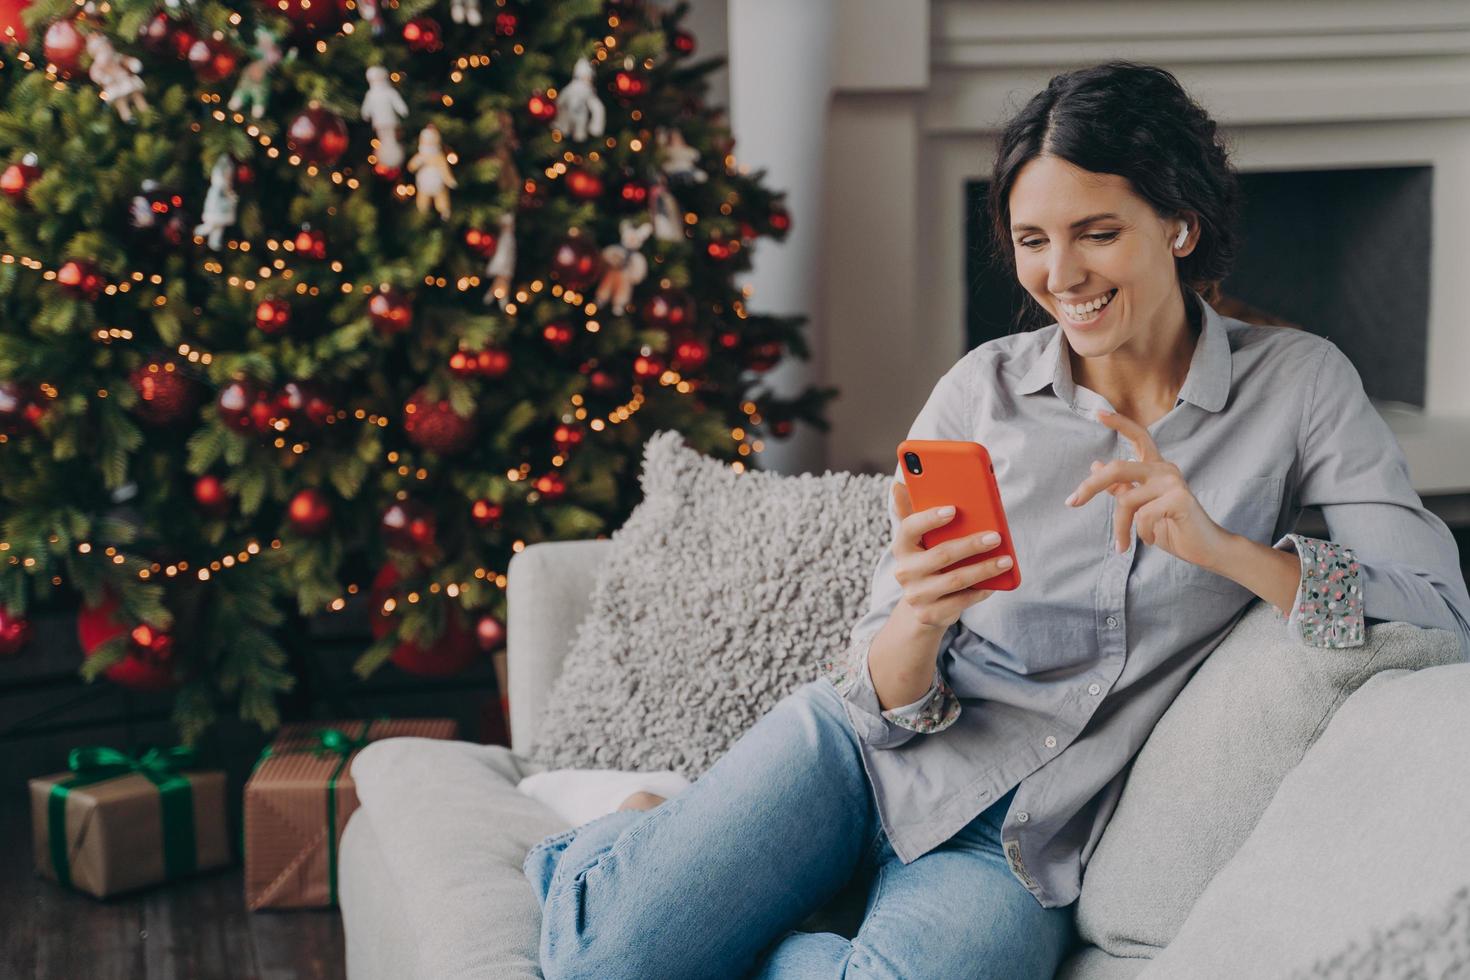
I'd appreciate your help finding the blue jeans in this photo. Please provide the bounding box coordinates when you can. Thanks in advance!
[523,679,1078,979]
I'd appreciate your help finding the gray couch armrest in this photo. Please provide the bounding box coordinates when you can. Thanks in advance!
[506,538,614,755]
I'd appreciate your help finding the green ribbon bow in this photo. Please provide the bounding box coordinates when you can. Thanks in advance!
[48,745,198,891]
[252,717,384,905]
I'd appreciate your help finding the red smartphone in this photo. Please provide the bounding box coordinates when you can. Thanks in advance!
[896,439,1020,591]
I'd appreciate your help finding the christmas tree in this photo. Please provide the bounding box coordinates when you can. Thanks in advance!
[0,0,834,744]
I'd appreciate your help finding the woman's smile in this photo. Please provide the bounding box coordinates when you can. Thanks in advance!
[1058,288,1118,329]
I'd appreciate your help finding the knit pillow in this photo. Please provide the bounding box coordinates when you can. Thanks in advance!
[1076,603,1464,961]
[525,430,891,778]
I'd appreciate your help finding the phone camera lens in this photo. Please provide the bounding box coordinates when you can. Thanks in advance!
[903,451,922,476]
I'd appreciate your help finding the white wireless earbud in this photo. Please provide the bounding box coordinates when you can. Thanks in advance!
[1174,225,1188,249]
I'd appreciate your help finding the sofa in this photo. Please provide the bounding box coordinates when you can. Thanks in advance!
[339,533,1470,979]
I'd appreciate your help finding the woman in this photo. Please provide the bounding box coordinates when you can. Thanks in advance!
[522,61,1470,979]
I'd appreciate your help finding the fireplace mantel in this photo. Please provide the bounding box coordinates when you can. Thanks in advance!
[824,0,1470,493]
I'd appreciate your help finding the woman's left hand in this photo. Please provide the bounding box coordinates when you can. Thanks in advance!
[1065,409,1233,568]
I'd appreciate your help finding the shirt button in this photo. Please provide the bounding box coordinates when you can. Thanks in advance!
[1044,735,1057,749]
[1105,616,1119,628]
[1016,811,1030,823]
[1088,683,1102,696]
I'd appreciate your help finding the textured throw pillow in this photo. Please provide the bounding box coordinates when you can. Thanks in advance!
[525,429,891,778]
[1135,662,1470,979]
[1076,603,1463,960]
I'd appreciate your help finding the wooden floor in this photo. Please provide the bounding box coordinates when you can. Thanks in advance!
[0,795,346,980]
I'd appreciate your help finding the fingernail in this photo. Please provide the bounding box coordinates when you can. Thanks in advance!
[1065,492,1077,506]
[997,556,1013,569]
[938,505,955,517]
[981,532,1000,546]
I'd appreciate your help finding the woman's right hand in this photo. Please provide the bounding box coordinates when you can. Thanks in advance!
[890,480,1011,631]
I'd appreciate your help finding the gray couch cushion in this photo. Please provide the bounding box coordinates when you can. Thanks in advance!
[526,429,889,778]
[1077,608,1463,961]
[1135,662,1470,979]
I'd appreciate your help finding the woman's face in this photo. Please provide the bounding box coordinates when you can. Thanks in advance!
[1007,154,1195,356]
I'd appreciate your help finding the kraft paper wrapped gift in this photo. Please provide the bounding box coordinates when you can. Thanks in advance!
[29,746,229,899]
[244,717,457,910]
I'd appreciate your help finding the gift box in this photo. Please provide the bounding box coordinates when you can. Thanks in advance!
[244,717,457,910]
[29,746,229,899]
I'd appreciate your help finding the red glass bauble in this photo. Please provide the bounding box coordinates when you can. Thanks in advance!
[137,11,177,56]
[292,225,327,259]
[613,70,647,98]
[769,207,791,233]
[747,339,783,372]
[403,388,476,455]
[552,423,584,453]
[470,498,502,528]
[255,297,291,334]
[369,563,480,677]
[275,380,333,431]
[475,613,506,653]
[493,11,517,35]
[671,334,709,371]
[633,352,665,380]
[287,487,332,535]
[587,368,617,393]
[448,351,477,378]
[235,161,255,185]
[0,606,31,656]
[0,381,43,436]
[186,35,238,83]
[401,16,441,52]
[128,181,190,251]
[129,360,202,426]
[43,19,84,75]
[550,233,603,291]
[463,227,498,258]
[717,329,739,349]
[641,286,697,333]
[531,471,566,501]
[368,286,412,335]
[380,499,436,553]
[771,418,795,438]
[286,106,350,166]
[527,91,557,121]
[616,177,649,208]
[1,0,31,45]
[1,154,40,201]
[192,474,232,518]
[706,238,739,261]
[565,170,603,200]
[541,320,574,352]
[216,378,271,433]
[55,259,103,299]
[372,161,401,182]
[671,29,695,55]
[475,347,511,378]
[77,593,179,691]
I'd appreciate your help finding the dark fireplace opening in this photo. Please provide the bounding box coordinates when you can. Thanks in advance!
[965,165,1432,407]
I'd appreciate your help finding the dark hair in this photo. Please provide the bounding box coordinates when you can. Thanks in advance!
[986,61,1240,328]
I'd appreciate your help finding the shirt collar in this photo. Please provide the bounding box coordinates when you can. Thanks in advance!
[1015,289,1232,413]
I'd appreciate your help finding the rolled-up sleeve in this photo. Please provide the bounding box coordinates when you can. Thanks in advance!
[818,359,973,748]
[1271,342,1470,658]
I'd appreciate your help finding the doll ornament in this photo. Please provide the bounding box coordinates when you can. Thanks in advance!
[553,58,605,142]
[648,176,684,243]
[657,126,706,186]
[228,27,292,120]
[194,155,239,251]
[407,124,456,220]
[86,34,149,122]
[482,211,516,308]
[450,0,481,26]
[361,66,410,171]
[595,218,654,315]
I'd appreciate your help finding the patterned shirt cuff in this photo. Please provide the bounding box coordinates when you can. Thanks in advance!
[881,667,962,733]
[1272,532,1366,648]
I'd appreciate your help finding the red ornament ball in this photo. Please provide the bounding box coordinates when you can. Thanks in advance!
[641,286,697,333]
[531,471,566,501]
[77,593,179,691]
[286,106,350,166]
[0,381,45,436]
[769,207,792,233]
[541,320,575,352]
[0,607,32,657]
[275,380,334,431]
[552,423,584,453]
[129,359,202,426]
[448,351,477,378]
[1,153,41,202]
[403,388,477,455]
[550,233,603,291]
[368,286,412,335]
[216,378,273,434]
[633,351,666,380]
[671,334,710,371]
[292,225,327,259]
[43,19,85,75]
[616,177,649,209]
[193,474,232,518]
[671,29,696,55]
[747,340,784,372]
[287,487,332,535]
[137,12,180,56]
[186,35,238,83]
[613,70,647,98]
[527,91,557,121]
[475,347,511,378]
[56,259,103,299]
[463,227,498,259]
[380,499,436,553]
[470,498,502,527]
[475,613,506,653]
[770,418,795,438]
[255,297,291,334]
[401,16,441,52]
[706,237,739,261]
[493,11,517,36]
[1,0,31,46]
[128,182,190,251]
[369,562,480,676]
[565,170,604,200]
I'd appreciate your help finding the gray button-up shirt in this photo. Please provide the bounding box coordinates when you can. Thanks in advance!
[829,290,1470,909]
